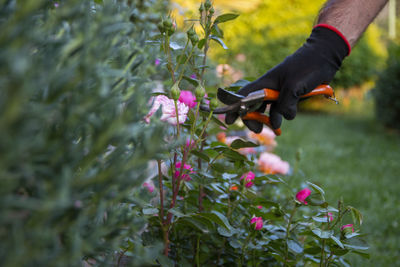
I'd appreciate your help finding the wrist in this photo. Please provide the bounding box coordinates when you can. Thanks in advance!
[314,24,351,55]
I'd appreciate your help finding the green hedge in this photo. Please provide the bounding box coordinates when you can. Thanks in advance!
[0,0,166,266]
[374,42,400,130]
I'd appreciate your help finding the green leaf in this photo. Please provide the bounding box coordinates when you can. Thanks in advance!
[306,181,325,196]
[211,24,224,38]
[331,235,345,249]
[182,75,199,86]
[200,211,232,230]
[191,150,210,162]
[351,250,370,259]
[217,226,233,237]
[228,79,251,89]
[142,208,158,215]
[229,239,242,249]
[181,217,211,233]
[348,206,363,226]
[170,42,184,50]
[214,13,240,24]
[211,36,228,49]
[230,139,259,149]
[198,38,206,49]
[168,208,185,218]
[311,228,333,239]
[287,239,303,254]
[211,115,228,129]
[176,54,187,64]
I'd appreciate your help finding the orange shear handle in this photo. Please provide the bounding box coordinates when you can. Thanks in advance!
[242,85,334,136]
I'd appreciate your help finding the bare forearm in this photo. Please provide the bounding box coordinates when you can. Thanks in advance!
[317,0,388,47]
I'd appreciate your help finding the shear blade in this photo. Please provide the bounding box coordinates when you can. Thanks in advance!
[199,101,241,114]
[217,88,243,105]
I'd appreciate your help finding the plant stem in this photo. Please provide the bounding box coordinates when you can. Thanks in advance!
[177,46,195,82]
[165,35,176,83]
[174,39,189,73]
[284,205,297,267]
[320,239,326,267]
[157,160,165,223]
[196,234,201,267]
[174,99,180,137]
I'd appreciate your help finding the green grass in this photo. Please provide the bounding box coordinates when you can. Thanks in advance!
[275,112,400,266]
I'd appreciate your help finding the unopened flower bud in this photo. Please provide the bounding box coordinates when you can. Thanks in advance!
[195,85,205,100]
[190,34,199,44]
[209,7,215,14]
[204,0,211,10]
[199,3,204,12]
[209,98,219,110]
[340,224,354,236]
[157,21,165,33]
[171,82,181,100]
[163,18,173,29]
[167,27,175,36]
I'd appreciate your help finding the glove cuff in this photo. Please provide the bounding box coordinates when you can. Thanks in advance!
[314,24,351,56]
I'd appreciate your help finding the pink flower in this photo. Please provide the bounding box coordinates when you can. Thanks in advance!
[257,205,263,209]
[144,95,189,125]
[179,90,197,108]
[54,2,59,8]
[248,128,277,148]
[143,182,155,193]
[186,138,196,150]
[190,74,197,79]
[258,152,290,175]
[175,162,195,181]
[238,147,257,155]
[296,188,311,205]
[250,216,263,230]
[340,224,354,232]
[241,171,255,188]
[325,212,334,222]
[155,58,161,66]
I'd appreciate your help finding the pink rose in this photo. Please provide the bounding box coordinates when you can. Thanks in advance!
[175,162,195,181]
[179,90,197,108]
[258,152,290,175]
[143,182,155,193]
[296,188,311,205]
[186,138,196,150]
[144,95,189,125]
[250,216,263,230]
[241,171,255,188]
[257,205,263,209]
[340,224,354,233]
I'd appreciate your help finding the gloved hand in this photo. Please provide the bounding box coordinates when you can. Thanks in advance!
[225,25,350,133]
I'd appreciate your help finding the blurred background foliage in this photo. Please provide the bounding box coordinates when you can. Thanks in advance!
[0,0,167,266]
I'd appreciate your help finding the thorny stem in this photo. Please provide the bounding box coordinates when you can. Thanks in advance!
[198,138,205,212]
[196,234,201,267]
[284,205,297,267]
[177,46,195,82]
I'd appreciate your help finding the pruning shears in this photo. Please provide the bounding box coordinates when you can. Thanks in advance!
[200,85,337,136]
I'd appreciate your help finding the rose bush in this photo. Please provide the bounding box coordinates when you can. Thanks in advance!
[133,1,370,266]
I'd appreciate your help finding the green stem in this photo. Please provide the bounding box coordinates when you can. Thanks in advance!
[320,239,326,267]
[177,46,195,82]
[165,35,175,83]
[284,205,297,267]
[174,39,190,73]
[174,99,180,137]
[196,235,201,267]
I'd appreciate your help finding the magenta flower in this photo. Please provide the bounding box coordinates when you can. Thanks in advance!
[143,182,155,193]
[175,162,195,181]
[190,74,197,79]
[325,212,334,222]
[296,188,311,205]
[250,216,263,230]
[144,95,189,125]
[155,58,161,66]
[186,138,196,150]
[179,90,197,108]
[54,2,59,8]
[257,205,263,209]
[241,171,255,188]
[340,224,354,233]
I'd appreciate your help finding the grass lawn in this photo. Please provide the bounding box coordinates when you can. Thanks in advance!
[275,111,400,266]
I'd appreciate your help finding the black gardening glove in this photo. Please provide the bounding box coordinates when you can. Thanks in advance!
[225,25,350,133]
